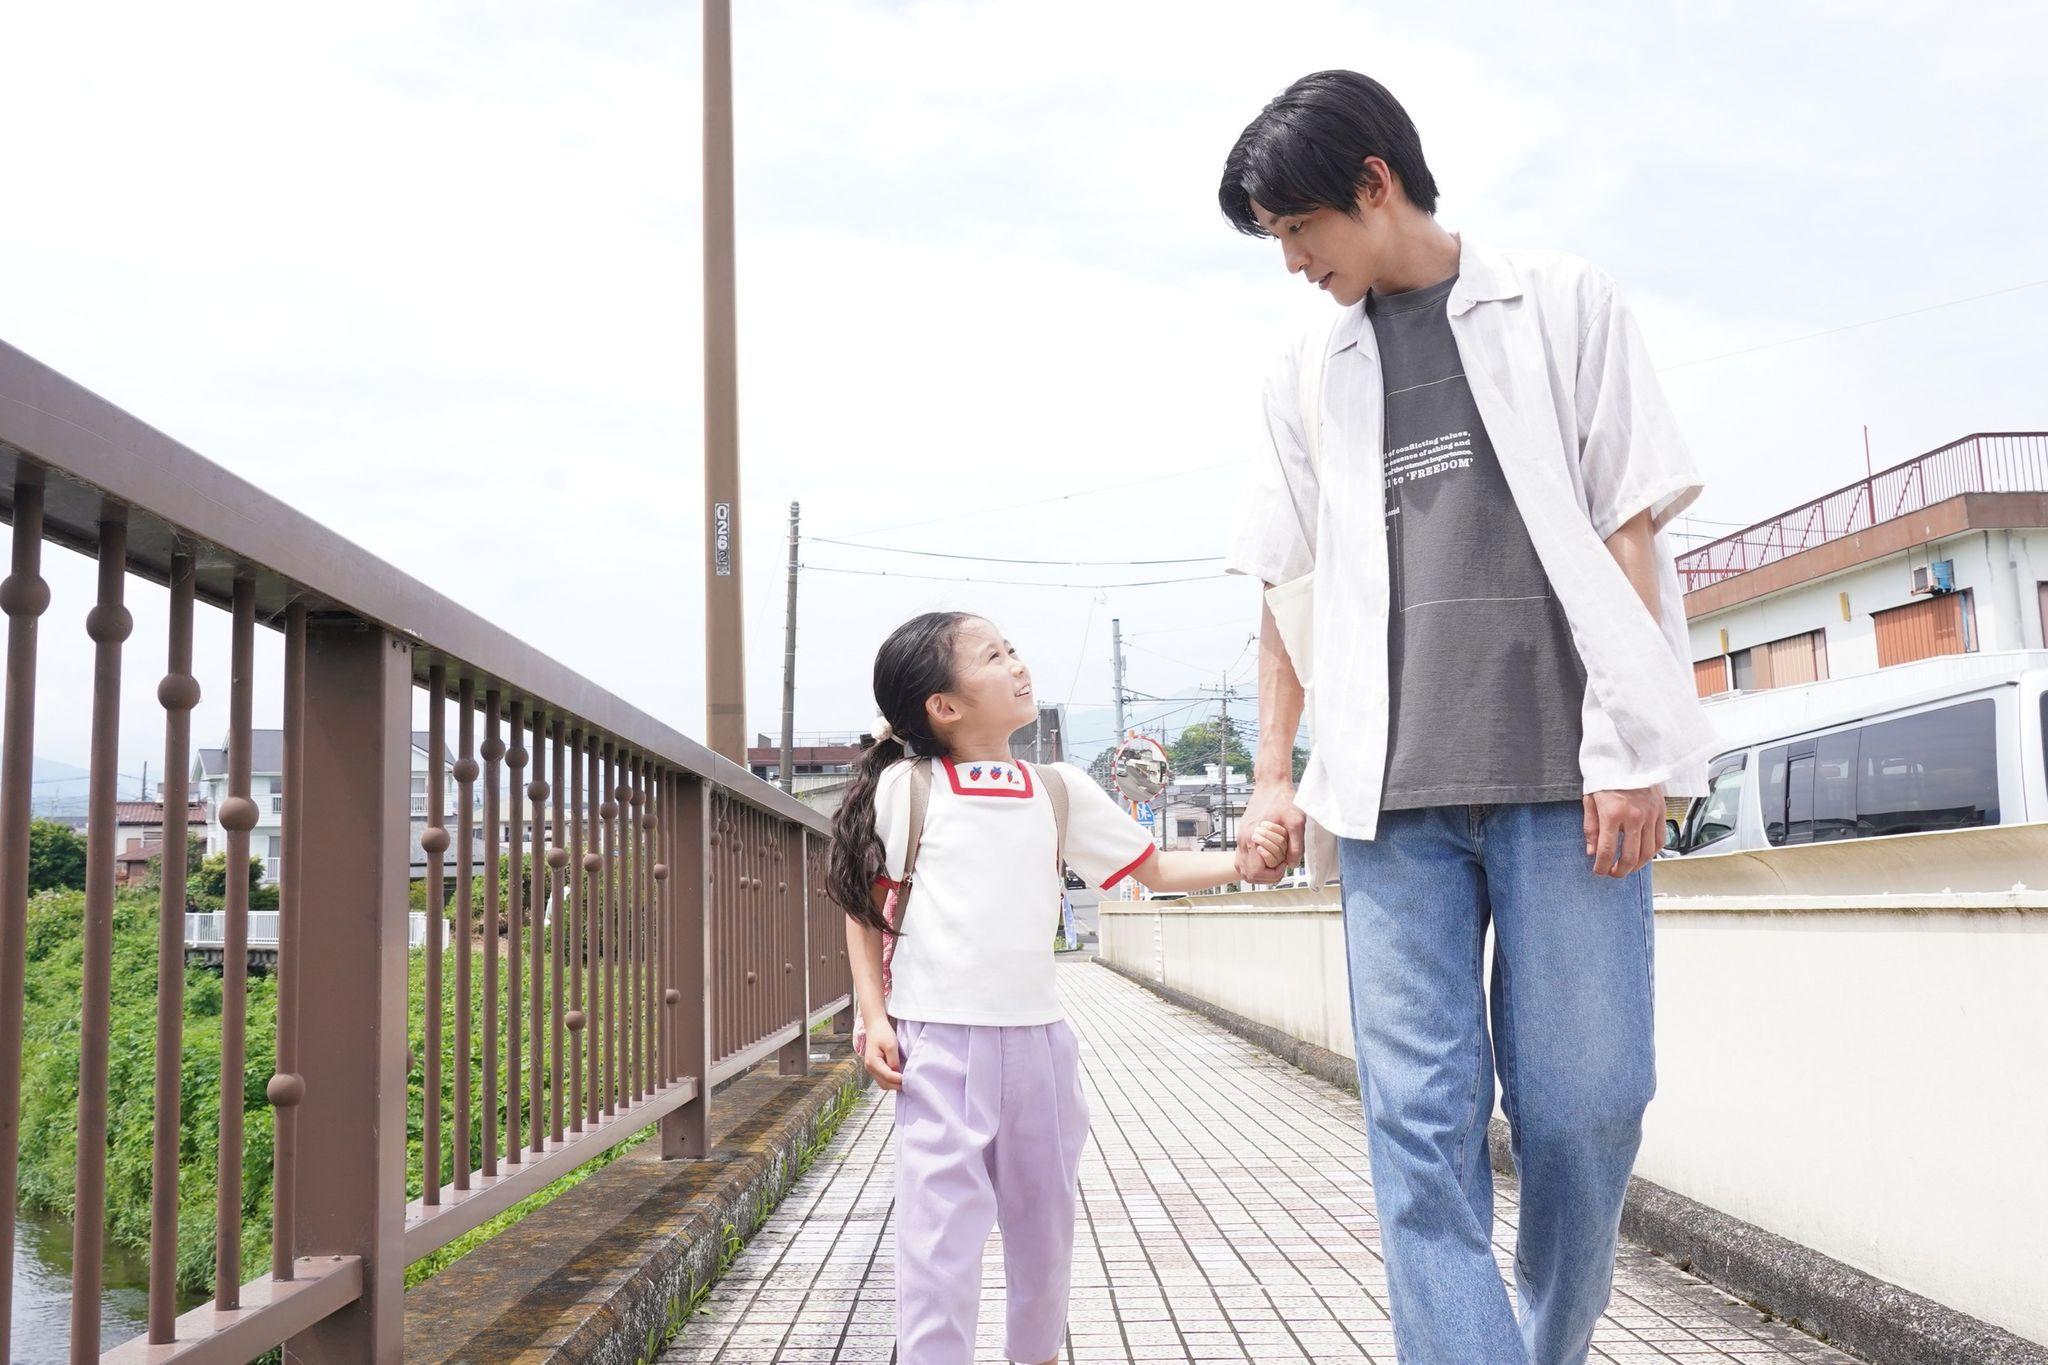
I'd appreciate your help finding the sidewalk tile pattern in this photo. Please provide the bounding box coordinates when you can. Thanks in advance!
[662,962,1855,1364]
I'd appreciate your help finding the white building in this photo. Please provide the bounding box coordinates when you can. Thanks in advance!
[1681,433,2047,698]
[194,730,458,883]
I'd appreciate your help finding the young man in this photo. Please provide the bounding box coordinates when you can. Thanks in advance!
[1218,71,1719,1365]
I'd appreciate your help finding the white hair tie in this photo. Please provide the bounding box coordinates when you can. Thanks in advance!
[871,716,894,742]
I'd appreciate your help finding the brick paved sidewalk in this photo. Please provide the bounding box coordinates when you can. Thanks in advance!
[661,961,1855,1364]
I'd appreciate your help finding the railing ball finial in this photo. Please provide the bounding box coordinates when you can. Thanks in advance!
[218,796,259,833]
[452,757,479,784]
[582,852,603,873]
[600,800,618,821]
[266,1073,305,1109]
[652,863,669,881]
[547,847,569,869]
[528,779,548,801]
[0,570,50,617]
[566,1009,585,1032]
[86,601,134,643]
[480,736,505,763]
[157,672,201,711]
[663,989,679,1005]
[420,826,450,855]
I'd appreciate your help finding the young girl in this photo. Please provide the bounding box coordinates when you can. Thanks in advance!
[829,611,1288,1364]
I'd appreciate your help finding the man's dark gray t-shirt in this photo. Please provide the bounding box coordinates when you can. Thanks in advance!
[1367,274,1587,810]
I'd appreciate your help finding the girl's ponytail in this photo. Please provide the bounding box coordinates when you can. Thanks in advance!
[828,733,908,935]
[827,611,971,934]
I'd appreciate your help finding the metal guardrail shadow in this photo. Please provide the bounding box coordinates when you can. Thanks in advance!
[0,339,856,1363]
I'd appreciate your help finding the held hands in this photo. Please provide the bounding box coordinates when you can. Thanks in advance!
[1582,786,1666,878]
[1244,820,1289,872]
[1237,783,1307,883]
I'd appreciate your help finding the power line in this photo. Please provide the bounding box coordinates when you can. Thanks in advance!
[826,459,1249,540]
[1659,277,2048,373]
[802,563,1230,590]
[804,535,1221,568]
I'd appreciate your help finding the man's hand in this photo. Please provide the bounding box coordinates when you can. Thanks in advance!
[1582,786,1666,878]
[1238,782,1306,883]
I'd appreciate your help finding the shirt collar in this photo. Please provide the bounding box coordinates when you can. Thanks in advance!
[1328,232,1523,356]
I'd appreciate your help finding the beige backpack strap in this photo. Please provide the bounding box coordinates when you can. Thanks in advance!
[892,759,934,933]
[1036,763,1070,868]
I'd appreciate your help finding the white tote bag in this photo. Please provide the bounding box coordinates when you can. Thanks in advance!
[1262,322,1341,887]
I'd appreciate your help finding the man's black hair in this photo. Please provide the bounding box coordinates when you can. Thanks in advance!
[1219,70,1439,236]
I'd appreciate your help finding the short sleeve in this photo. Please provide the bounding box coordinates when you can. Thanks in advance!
[871,759,916,888]
[1052,764,1155,890]
[1223,339,1320,587]
[1575,277,1704,541]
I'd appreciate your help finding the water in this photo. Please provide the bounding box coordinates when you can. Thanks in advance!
[11,1209,182,1363]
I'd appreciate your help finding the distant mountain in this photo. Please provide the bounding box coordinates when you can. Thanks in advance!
[20,755,93,818]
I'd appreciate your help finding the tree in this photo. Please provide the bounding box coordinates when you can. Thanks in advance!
[143,833,208,892]
[187,851,265,912]
[1167,719,1252,779]
[27,820,88,892]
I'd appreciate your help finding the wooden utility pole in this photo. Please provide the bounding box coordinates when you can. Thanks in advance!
[702,0,745,762]
[778,502,799,793]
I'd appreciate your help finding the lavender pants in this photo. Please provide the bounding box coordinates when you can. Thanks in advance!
[893,1017,1091,1364]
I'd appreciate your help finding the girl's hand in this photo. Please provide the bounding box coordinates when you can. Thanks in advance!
[1249,820,1290,870]
[863,1019,904,1090]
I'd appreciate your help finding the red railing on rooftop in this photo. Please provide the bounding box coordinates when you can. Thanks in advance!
[1675,432,2048,593]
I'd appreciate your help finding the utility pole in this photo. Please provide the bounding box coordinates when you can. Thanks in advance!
[1110,618,1127,742]
[1217,681,1231,853]
[702,0,746,762]
[777,502,799,793]
[1198,678,1245,856]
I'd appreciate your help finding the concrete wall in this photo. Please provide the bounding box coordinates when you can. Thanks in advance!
[1688,527,2048,673]
[1100,867,2048,1345]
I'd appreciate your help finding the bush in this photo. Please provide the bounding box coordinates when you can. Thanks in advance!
[20,884,592,1298]
[28,820,88,892]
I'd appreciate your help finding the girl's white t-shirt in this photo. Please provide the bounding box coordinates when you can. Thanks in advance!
[874,756,1153,1026]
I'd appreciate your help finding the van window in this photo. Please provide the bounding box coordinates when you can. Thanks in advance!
[1761,699,1998,846]
[1854,700,1999,837]
[1684,753,1745,851]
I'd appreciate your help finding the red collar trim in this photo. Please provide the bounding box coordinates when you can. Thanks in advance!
[940,755,1036,799]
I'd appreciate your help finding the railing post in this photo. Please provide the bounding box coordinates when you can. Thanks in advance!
[663,774,714,1158]
[821,830,855,1034]
[284,622,412,1362]
[778,820,810,1075]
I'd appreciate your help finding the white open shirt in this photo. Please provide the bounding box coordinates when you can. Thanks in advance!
[1225,238,1719,842]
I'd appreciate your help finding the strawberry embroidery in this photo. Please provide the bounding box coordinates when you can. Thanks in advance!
[969,765,983,780]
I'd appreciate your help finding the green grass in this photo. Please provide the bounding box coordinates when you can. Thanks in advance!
[20,885,657,1299]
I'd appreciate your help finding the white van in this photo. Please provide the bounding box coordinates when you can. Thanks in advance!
[1665,650,2048,857]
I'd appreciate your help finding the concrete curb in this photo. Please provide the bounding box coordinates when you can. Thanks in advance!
[405,1047,870,1364]
[1092,956,2047,1365]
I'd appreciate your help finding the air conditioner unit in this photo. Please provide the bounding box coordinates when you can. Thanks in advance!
[1910,560,1957,596]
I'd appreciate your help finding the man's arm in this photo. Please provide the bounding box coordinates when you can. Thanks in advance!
[1582,508,1666,878]
[1604,508,1660,615]
[1235,591,1309,881]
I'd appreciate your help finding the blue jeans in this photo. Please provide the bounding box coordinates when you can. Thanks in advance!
[1339,803,1655,1365]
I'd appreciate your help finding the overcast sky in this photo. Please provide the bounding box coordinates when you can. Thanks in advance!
[4,0,2044,789]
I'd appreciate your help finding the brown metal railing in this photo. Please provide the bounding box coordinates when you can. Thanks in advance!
[0,338,854,1363]
[1676,432,2048,592]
